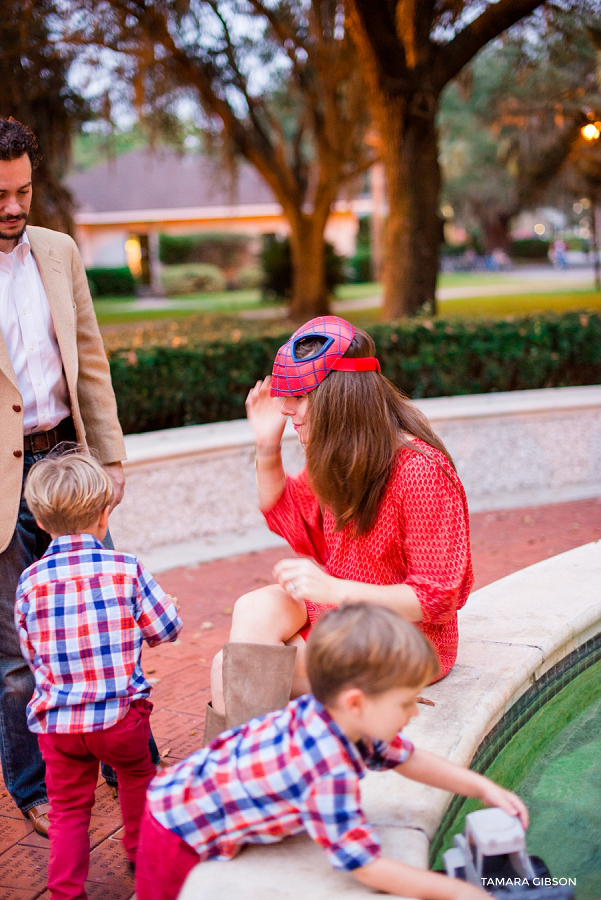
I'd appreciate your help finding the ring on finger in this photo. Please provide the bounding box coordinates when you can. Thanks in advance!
[288,581,297,594]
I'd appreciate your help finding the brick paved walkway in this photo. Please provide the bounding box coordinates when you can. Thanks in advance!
[1,496,599,899]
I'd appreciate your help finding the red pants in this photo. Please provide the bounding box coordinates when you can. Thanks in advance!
[39,700,155,900]
[136,806,200,900]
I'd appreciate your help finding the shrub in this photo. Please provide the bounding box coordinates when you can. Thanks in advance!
[108,311,601,434]
[87,267,136,297]
[509,238,551,259]
[260,236,291,298]
[440,242,469,257]
[159,235,194,265]
[349,246,373,283]
[260,235,346,300]
[161,263,227,295]
[565,237,590,252]
[230,264,264,290]
[440,238,486,257]
[159,233,250,268]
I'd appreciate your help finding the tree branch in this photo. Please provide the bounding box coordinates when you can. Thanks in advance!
[436,0,547,90]
[134,5,303,209]
[205,2,280,152]
[246,0,321,111]
[395,0,436,68]
[347,0,410,86]
[517,110,589,208]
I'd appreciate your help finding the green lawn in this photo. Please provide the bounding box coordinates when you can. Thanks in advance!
[336,282,380,299]
[96,307,203,325]
[93,288,265,322]
[94,288,381,324]
[94,275,537,309]
[339,271,591,293]
[342,291,601,330]
[93,277,601,326]
[439,289,601,317]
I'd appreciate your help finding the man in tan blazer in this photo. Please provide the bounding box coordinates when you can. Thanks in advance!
[0,118,126,835]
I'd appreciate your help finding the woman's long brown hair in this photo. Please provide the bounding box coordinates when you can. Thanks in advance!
[303,329,455,535]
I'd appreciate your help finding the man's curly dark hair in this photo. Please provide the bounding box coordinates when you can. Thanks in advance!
[0,117,41,169]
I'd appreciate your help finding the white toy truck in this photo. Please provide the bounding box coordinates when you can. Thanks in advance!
[443,808,575,899]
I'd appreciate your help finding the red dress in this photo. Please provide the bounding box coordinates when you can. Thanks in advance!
[263,440,473,679]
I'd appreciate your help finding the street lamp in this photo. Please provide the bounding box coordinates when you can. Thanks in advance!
[581,123,600,142]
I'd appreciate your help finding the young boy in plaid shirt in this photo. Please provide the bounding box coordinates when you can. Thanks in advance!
[137,604,528,900]
[15,452,183,900]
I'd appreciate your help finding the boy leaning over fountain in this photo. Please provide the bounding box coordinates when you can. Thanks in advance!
[137,603,528,900]
[14,451,183,900]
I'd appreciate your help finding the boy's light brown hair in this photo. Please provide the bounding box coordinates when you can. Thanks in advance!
[306,603,439,705]
[25,451,114,536]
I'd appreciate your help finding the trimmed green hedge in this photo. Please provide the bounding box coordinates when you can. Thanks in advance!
[87,267,136,297]
[159,233,249,267]
[509,238,551,259]
[109,312,601,435]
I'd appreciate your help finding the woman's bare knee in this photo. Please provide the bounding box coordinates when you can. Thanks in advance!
[230,584,307,643]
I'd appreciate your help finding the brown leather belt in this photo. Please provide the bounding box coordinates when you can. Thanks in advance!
[23,417,77,454]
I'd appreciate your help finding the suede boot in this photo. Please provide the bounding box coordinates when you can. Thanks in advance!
[202,702,227,747]
[222,642,297,729]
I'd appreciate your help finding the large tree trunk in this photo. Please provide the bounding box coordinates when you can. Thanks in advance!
[288,214,331,321]
[28,162,75,235]
[379,100,443,319]
[481,212,512,254]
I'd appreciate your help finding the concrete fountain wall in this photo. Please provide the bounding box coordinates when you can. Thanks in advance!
[178,539,601,899]
[110,385,601,572]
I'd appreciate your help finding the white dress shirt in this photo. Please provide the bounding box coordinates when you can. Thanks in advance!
[0,231,70,434]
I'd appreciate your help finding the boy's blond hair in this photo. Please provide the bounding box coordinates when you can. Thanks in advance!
[25,451,114,536]
[306,603,439,705]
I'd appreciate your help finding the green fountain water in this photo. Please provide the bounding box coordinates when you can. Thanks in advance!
[432,655,601,898]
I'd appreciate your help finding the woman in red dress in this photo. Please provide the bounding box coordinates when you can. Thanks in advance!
[205,316,472,739]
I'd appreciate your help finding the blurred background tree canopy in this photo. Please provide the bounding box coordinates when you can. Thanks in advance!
[440,8,600,254]
[0,0,89,233]
[3,0,601,319]
[64,0,375,319]
[346,0,601,318]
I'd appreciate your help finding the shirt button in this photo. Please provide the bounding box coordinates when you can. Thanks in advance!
[22,308,26,314]
[30,344,35,350]
[13,450,22,458]
[12,404,21,412]
[37,380,41,386]
[41,413,47,419]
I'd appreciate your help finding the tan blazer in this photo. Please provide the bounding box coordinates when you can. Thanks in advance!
[0,226,126,552]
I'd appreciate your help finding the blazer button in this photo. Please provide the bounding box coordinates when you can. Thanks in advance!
[13,450,23,458]
[12,404,21,412]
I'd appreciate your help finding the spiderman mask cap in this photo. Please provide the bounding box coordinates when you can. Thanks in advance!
[270,316,380,397]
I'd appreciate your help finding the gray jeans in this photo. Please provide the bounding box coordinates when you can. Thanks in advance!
[0,449,52,811]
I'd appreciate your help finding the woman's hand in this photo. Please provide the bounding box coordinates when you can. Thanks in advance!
[246,377,286,451]
[478,779,529,830]
[273,558,342,606]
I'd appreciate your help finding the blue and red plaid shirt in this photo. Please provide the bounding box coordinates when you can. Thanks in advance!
[147,694,413,872]
[15,534,183,734]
